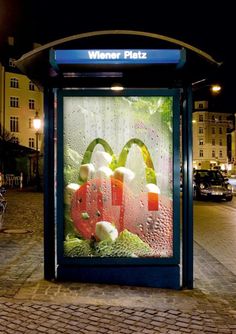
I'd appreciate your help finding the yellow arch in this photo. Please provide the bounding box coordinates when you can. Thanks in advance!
[81,138,114,165]
[80,137,157,185]
[79,138,114,184]
[118,138,157,185]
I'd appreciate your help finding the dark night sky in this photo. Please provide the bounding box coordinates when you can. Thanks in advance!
[0,0,235,112]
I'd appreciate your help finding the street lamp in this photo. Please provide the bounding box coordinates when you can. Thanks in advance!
[210,84,222,94]
[33,111,41,191]
[192,79,222,93]
[192,79,222,111]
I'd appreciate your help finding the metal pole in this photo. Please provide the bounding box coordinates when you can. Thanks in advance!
[44,88,56,280]
[35,131,40,191]
[182,86,193,289]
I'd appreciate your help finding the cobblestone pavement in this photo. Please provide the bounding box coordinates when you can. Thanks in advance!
[0,189,236,333]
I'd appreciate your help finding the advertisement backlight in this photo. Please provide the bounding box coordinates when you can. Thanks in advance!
[61,91,179,261]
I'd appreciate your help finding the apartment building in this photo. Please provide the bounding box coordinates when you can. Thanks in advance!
[0,37,43,180]
[228,114,236,174]
[0,37,43,150]
[192,101,233,170]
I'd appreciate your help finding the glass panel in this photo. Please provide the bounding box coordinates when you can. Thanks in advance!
[63,95,174,258]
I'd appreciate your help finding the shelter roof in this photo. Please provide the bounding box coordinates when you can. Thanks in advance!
[15,30,221,90]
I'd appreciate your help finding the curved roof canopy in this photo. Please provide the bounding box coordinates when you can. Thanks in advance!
[15,30,222,90]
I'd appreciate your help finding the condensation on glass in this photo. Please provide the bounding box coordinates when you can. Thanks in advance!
[63,96,173,258]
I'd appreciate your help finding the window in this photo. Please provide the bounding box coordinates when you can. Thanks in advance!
[212,127,215,134]
[199,127,204,134]
[219,115,222,121]
[212,150,215,158]
[10,97,19,108]
[219,138,222,146]
[10,78,19,88]
[29,81,35,91]
[219,150,223,158]
[219,127,223,134]
[29,99,35,109]
[29,138,35,148]
[199,149,204,157]
[29,118,32,128]
[199,139,204,145]
[199,114,204,122]
[211,115,215,121]
[212,138,215,146]
[198,103,203,109]
[10,117,19,132]
[9,58,16,67]
[12,136,19,144]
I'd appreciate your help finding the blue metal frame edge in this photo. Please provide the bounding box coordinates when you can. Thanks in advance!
[173,90,180,264]
[57,265,180,289]
[182,86,193,289]
[56,88,180,269]
[44,88,56,280]
[57,90,66,270]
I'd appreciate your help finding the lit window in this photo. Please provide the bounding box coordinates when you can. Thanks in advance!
[10,78,19,88]
[199,114,204,122]
[10,117,19,132]
[199,127,204,134]
[29,81,35,91]
[12,136,19,144]
[10,97,19,108]
[9,58,16,67]
[29,99,35,109]
[29,138,35,148]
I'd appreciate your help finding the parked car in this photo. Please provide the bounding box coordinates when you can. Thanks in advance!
[193,169,233,201]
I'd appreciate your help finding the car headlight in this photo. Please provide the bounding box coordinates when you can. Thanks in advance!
[227,184,232,190]
[200,183,205,189]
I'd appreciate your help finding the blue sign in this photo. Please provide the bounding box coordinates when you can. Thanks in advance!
[52,49,185,65]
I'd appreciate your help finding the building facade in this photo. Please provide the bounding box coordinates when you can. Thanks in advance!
[0,37,43,181]
[192,101,233,171]
[0,58,43,149]
[228,114,236,175]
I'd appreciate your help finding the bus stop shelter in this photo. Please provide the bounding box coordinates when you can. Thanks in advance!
[16,30,221,289]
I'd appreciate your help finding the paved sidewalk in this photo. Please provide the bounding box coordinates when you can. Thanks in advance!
[0,189,236,333]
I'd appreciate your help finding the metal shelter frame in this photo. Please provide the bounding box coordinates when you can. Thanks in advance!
[16,30,221,289]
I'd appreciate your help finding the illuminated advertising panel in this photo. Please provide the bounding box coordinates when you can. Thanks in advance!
[60,90,179,262]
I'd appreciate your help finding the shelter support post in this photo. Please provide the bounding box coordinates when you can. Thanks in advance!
[44,88,56,280]
[182,86,193,289]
